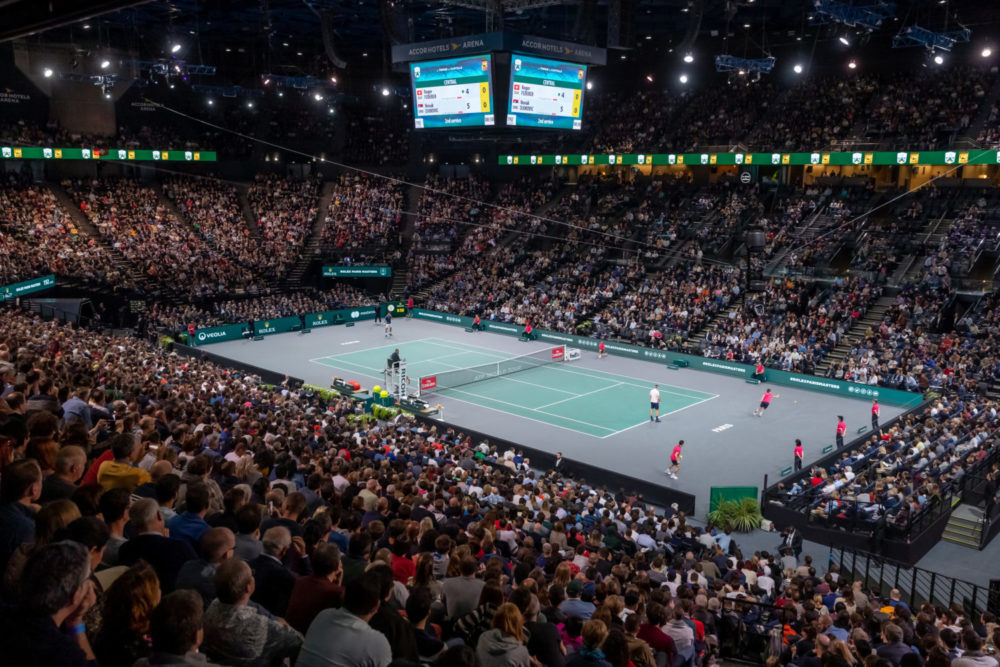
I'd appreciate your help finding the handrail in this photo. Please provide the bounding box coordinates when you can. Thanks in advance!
[830,544,996,617]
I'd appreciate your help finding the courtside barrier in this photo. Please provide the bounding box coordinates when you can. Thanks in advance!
[411,308,923,408]
[192,305,377,346]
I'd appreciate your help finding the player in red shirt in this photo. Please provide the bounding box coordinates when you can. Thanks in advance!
[665,440,684,479]
[598,340,606,359]
[794,439,803,472]
[836,415,847,448]
[752,389,779,417]
[871,399,880,431]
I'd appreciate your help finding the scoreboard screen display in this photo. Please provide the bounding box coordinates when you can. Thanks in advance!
[409,54,495,129]
[506,54,587,130]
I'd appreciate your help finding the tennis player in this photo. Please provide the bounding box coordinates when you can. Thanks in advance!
[598,340,606,358]
[384,311,393,338]
[650,384,661,423]
[665,440,683,478]
[752,388,779,417]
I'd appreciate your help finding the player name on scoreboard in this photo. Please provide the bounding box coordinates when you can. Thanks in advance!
[415,80,492,122]
[510,80,581,124]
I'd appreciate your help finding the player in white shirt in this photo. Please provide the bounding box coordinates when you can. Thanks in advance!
[650,384,661,423]
[384,311,392,338]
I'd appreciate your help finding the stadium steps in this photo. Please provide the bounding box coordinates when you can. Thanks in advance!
[813,294,895,375]
[390,183,425,298]
[236,185,261,239]
[683,295,745,353]
[942,504,985,549]
[284,180,338,290]
[44,182,137,281]
[157,188,200,237]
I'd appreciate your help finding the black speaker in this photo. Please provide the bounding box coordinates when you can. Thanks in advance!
[747,230,767,248]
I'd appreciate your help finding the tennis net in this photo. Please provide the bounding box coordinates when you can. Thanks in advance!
[419,346,565,394]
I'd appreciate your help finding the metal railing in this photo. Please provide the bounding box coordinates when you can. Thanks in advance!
[830,545,999,617]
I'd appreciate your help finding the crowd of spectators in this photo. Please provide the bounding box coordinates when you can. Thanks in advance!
[148,285,370,332]
[247,175,320,278]
[702,277,882,376]
[319,172,406,264]
[0,175,129,289]
[65,177,254,298]
[770,393,999,535]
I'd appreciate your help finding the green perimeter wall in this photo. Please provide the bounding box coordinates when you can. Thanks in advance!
[410,308,923,408]
[191,305,378,345]
[710,486,759,513]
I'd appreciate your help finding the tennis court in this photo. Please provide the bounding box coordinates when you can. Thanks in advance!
[310,337,717,438]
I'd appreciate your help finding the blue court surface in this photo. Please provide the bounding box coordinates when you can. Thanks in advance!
[311,337,717,438]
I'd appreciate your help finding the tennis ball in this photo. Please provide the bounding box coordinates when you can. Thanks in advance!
[380,390,389,398]
[373,385,381,393]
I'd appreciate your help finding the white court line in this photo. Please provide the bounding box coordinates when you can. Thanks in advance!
[423,338,511,359]
[308,336,442,363]
[535,382,624,409]
[598,394,720,439]
[309,356,382,374]
[489,374,579,395]
[433,336,717,400]
[439,387,617,434]
[436,392,615,438]
[340,340,361,346]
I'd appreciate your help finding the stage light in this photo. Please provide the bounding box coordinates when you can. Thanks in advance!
[982,48,992,58]
[646,75,654,82]
[839,35,850,46]
[586,81,593,90]
[82,24,91,29]
[207,99,214,106]
[43,68,53,78]
[683,53,694,63]
[314,93,323,101]
[263,78,270,85]
[247,101,254,108]
[933,54,944,65]
[171,44,182,53]
[848,60,857,69]
[679,74,688,83]
[328,107,334,114]
[278,91,284,97]
[381,87,390,96]
[330,76,337,83]
[100,60,110,69]
[793,63,803,74]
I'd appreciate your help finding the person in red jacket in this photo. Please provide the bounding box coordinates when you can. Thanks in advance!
[794,439,803,472]
[836,415,847,448]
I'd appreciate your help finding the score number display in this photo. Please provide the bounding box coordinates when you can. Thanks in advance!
[506,54,587,130]
[409,55,495,129]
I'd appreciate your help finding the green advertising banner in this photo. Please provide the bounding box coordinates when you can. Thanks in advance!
[254,316,301,337]
[408,308,923,407]
[710,486,759,513]
[192,323,247,345]
[323,265,392,278]
[0,146,217,162]
[193,306,378,345]
[1,274,56,301]
[382,302,408,318]
[498,148,1000,168]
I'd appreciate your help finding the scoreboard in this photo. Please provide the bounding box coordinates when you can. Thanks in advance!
[506,54,587,130]
[409,54,495,129]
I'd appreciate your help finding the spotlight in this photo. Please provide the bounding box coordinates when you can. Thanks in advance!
[171,43,182,53]
[683,53,694,63]
[839,35,850,46]
[381,87,390,96]
[586,81,593,90]
[330,76,337,84]
[982,48,992,58]
[646,75,654,82]
[933,54,944,65]
[278,91,284,97]
[314,93,323,101]
[247,101,254,108]
[793,64,803,74]
[43,68,53,78]
[328,107,334,114]
[679,74,688,84]
[207,99,214,106]
[848,60,857,69]
[82,23,91,29]
[263,78,270,85]
[100,60,110,69]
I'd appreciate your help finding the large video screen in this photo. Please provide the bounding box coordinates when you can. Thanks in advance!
[506,54,587,130]
[409,54,495,129]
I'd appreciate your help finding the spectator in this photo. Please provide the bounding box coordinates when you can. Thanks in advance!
[135,589,220,667]
[175,527,237,609]
[93,560,162,667]
[284,542,344,634]
[119,498,197,594]
[295,576,392,667]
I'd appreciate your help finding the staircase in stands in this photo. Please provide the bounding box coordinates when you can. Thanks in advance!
[942,504,986,549]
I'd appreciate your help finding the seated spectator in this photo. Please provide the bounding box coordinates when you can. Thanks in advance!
[93,561,162,667]
[134,589,219,667]
[202,558,302,666]
[0,458,42,575]
[476,602,534,667]
[285,542,344,635]
[296,577,392,667]
[249,525,298,617]
[119,498,197,594]
[0,541,97,666]
[97,433,151,492]
[175,527,237,609]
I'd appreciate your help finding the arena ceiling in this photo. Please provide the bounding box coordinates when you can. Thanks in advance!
[1,0,995,82]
